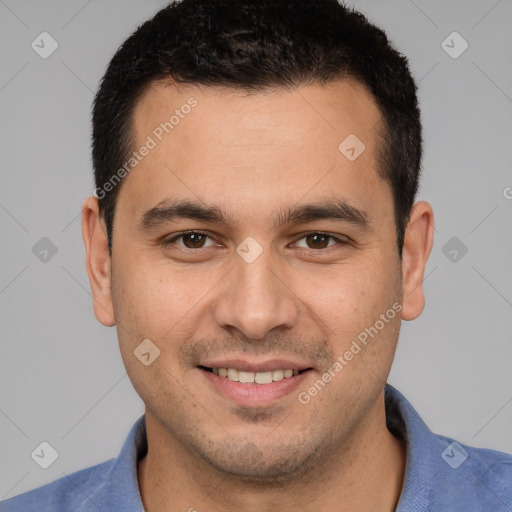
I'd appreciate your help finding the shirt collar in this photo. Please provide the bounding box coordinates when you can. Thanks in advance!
[385,384,438,511]
[101,413,147,511]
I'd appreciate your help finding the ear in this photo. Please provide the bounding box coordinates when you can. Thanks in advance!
[400,201,434,321]
[81,196,115,326]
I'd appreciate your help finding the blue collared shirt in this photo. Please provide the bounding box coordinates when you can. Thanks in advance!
[2,385,511,511]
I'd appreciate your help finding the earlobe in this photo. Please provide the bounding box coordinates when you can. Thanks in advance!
[400,201,435,321]
[81,196,116,326]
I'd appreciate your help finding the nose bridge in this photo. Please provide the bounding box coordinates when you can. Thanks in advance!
[212,242,299,339]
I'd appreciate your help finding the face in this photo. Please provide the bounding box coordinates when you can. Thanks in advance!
[83,78,432,481]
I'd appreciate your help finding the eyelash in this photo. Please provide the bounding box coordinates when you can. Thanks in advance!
[162,230,349,251]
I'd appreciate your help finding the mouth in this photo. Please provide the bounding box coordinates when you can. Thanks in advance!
[198,365,312,384]
[197,364,314,407]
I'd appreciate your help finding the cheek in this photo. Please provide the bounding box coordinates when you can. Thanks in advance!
[298,254,401,373]
[112,256,210,337]
[109,263,193,403]
[303,256,394,322]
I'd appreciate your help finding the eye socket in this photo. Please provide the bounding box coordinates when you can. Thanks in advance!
[163,231,215,249]
[293,232,348,250]
[162,230,348,252]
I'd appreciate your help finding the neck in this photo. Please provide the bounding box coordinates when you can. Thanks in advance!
[138,390,406,512]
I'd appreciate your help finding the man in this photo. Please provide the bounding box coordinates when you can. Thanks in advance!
[2,0,511,510]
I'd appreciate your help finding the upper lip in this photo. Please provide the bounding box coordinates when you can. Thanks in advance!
[198,359,313,373]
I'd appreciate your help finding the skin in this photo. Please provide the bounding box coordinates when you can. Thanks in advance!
[82,78,434,511]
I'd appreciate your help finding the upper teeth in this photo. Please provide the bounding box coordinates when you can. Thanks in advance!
[213,368,299,384]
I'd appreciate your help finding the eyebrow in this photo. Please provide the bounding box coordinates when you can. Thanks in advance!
[138,198,372,231]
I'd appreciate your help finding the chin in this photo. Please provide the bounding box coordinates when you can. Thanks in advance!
[192,437,320,484]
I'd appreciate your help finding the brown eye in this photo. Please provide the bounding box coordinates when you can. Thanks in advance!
[304,233,331,249]
[294,232,346,250]
[181,233,208,248]
[163,231,215,249]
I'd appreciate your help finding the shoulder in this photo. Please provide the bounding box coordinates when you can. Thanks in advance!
[0,459,115,512]
[386,385,512,510]
[1,415,146,512]
[431,433,512,507]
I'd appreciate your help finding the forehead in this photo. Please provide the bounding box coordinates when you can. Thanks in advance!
[133,78,383,147]
[121,78,390,225]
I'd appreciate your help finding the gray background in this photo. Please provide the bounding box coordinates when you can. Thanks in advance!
[1,0,511,499]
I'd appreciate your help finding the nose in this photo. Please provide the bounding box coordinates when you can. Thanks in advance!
[212,248,300,340]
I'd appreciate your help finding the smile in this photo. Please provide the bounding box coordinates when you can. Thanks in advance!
[199,365,311,385]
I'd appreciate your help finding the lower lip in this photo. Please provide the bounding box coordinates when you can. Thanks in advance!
[200,368,312,407]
